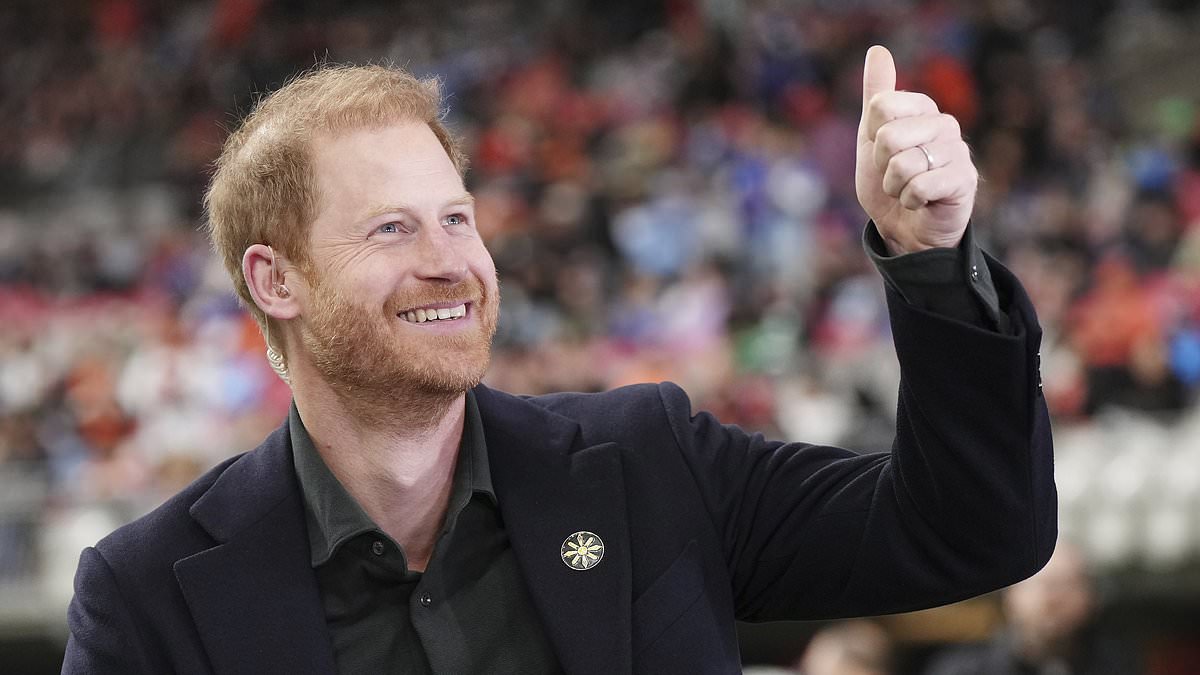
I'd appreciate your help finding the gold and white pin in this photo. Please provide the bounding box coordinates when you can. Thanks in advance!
[561,531,605,570]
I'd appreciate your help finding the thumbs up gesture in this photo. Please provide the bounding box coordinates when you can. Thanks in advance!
[855,46,977,255]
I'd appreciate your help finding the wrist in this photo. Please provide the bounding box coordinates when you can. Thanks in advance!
[882,232,963,256]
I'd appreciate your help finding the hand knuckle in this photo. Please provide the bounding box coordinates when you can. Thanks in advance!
[884,174,902,197]
[874,144,890,170]
[874,125,891,149]
[877,126,901,155]
[941,113,961,136]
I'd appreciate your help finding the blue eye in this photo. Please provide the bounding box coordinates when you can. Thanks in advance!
[377,222,401,234]
[445,214,468,226]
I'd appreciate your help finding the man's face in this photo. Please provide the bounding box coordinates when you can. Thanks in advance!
[296,121,499,400]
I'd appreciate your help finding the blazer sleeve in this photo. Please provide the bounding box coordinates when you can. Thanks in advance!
[659,251,1056,621]
[62,546,152,674]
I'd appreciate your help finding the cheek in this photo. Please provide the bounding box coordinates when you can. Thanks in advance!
[315,268,392,316]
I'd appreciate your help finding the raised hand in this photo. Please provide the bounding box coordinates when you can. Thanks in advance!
[855,46,977,255]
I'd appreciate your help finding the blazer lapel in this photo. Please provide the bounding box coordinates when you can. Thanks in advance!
[174,425,335,675]
[475,385,632,675]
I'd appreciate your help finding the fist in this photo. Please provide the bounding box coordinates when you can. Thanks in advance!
[855,46,977,255]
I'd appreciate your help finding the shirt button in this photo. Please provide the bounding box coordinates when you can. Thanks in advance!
[371,540,385,556]
[419,593,433,607]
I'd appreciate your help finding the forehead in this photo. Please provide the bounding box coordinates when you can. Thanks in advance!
[309,121,464,218]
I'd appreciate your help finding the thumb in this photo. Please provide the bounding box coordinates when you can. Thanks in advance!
[861,45,897,116]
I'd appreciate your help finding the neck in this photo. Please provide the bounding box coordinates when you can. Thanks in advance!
[290,364,467,572]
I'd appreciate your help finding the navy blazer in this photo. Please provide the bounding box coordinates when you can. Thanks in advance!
[63,257,1056,674]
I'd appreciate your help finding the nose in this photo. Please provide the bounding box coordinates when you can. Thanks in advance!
[413,225,468,283]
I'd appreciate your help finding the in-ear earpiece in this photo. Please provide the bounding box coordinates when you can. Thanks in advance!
[269,246,289,298]
[264,245,291,383]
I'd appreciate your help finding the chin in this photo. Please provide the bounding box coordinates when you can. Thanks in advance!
[409,352,492,394]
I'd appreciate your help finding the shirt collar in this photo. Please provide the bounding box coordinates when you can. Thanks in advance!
[462,388,495,505]
[289,389,495,567]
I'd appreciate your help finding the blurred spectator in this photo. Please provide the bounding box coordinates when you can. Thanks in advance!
[798,620,893,675]
[1068,256,1188,416]
[924,541,1142,675]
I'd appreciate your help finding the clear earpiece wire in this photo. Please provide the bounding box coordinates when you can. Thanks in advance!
[265,247,291,383]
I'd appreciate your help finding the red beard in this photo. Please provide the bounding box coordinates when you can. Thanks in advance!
[301,273,499,419]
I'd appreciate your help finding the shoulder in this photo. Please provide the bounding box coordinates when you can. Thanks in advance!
[524,382,689,421]
[92,420,292,571]
[472,382,702,459]
[91,452,243,574]
[520,382,698,445]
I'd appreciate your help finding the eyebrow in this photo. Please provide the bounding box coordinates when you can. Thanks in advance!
[361,193,475,222]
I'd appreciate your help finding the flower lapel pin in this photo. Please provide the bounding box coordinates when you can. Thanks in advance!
[561,531,605,570]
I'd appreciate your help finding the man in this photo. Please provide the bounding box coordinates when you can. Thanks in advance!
[925,542,1140,675]
[63,46,1056,674]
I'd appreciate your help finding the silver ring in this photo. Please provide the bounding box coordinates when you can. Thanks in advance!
[917,144,935,172]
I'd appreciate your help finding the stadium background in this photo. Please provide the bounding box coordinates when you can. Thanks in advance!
[2,0,1199,672]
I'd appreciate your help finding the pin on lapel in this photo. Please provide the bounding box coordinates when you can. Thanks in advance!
[561,531,605,570]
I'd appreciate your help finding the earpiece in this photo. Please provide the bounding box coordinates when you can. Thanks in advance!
[269,247,290,298]
[264,246,291,383]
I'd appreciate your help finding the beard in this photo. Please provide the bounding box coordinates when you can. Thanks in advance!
[299,272,499,428]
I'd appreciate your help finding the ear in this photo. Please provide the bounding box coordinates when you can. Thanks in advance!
[243,244,301,321]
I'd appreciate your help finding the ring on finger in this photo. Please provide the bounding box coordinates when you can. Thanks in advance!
[917,144,935,172]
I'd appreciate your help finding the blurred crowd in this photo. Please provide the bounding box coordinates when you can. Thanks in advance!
[2,0,1200,640]
[746,541,1152,674]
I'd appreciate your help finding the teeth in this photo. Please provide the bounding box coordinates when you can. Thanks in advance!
[400,304,468,323]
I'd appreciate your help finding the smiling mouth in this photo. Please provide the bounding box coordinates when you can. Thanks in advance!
[398,302,469,324]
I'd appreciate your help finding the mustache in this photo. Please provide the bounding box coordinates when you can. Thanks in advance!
[383,279,487,315]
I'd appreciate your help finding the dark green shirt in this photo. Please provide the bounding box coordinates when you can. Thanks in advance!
[865,221,1009,333]
[289,391,562,674]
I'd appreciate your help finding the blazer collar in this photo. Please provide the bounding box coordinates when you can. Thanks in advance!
[187,423,293,541]
[474,384,633,675]
[176,422,336,675]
